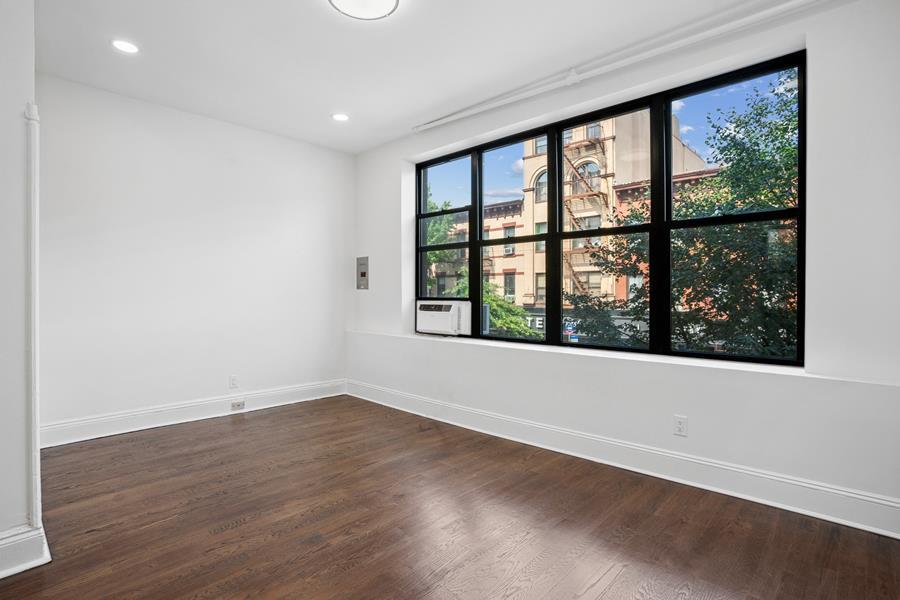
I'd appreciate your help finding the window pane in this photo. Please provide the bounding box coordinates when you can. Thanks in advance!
[483,137,547,242]
[421,156,471,212]
[481,242,545,340]
[420,248,468,298]
[563,108,651,231]
[535,222,547,252]
[535,273,546,304]
[671,68,799,219]
[562,233,649,348]
[671,219,798,360]
[534,171,548,203]
[418,211,468,246]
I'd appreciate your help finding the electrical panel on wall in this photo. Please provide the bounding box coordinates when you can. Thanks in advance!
[356,257,369,290]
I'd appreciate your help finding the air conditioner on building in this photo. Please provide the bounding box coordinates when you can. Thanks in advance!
[504,294,516,302]
[416,300,472,336]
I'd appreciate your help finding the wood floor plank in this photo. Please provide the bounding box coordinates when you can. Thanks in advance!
[0,395,897,599]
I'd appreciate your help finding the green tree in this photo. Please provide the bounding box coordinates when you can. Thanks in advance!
[567,69,799,358]
[421,194,467,296]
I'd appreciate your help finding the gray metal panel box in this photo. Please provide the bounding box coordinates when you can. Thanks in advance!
[356,256,369,289]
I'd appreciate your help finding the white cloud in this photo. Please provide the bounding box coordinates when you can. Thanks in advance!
[672,99,685,113]
[509,158,524,175]
[680,125,694,134]
[484,188,523,199]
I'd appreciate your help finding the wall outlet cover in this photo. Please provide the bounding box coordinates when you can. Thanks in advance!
[673,414,688,437]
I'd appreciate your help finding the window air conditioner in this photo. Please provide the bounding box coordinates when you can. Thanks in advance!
[416,300,472,336]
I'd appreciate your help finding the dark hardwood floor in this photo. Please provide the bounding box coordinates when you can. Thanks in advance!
[1,395,897,599]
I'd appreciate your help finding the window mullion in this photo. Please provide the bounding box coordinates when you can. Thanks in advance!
[469,150,482,337]
[648,96,671,355]
[545,126,562,345]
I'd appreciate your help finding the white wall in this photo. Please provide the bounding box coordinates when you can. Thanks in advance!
[37,76,353,444]
[0,0,34,535]
[348,0,900,537]
[0,0,50,579]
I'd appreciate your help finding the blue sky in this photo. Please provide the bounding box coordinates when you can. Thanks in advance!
[672,71,785,166]
[423,155,471,209]
[482,142,531,204]
[425,69,792,207]
[424,142,532,209]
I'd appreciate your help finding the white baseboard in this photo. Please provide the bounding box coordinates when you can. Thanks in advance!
[346,379,900,540]
[0,526,51,580]
[41,379,347,448]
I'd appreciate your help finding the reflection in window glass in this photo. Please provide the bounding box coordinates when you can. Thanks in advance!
[482,138,548,243]
[421,156,471,212]
[563,109,651,231]
[418,211,469,247]
[481,242,545,340]
[671,219,798,360]
[671,68,799,219]
[562,233,649,349]
[420,248,468,298]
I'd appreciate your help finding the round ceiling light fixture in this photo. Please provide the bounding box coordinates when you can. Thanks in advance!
[111,39,140,54]
[328,0,399,21]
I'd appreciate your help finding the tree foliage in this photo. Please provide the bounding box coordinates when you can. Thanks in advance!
[446,267,542,340]
[421,196,468,296]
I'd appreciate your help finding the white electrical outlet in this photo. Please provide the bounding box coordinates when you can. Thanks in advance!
[673,415,688,437]
[231,399,245,411]
[228,375,239,390]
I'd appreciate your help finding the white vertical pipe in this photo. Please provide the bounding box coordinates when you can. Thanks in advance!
[24,102,42,532]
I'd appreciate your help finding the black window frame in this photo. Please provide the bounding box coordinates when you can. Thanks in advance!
[415,51,805,367]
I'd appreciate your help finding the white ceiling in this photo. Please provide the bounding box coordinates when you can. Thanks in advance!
[37,0,797,153]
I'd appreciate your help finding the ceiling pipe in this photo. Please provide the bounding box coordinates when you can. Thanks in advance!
[412,0,839,134]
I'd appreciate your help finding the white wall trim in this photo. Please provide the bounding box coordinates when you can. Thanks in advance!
[41,379,347,447]
[346,379,900,540]
[0,526,50,580]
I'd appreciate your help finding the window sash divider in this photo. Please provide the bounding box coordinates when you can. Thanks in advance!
[419,241,470,252]
[479,233,551,247]
[418,206,471,220]
[559,223,651,239]
[669,207,799,230]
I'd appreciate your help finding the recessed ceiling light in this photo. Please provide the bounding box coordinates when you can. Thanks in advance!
[328,0,399,21]
[332,113,350,122]
[112,39,139,54]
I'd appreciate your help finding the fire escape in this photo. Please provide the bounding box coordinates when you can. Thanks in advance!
[562,129,611,297]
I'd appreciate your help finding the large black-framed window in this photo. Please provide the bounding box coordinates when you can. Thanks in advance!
[416,52,804,366]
